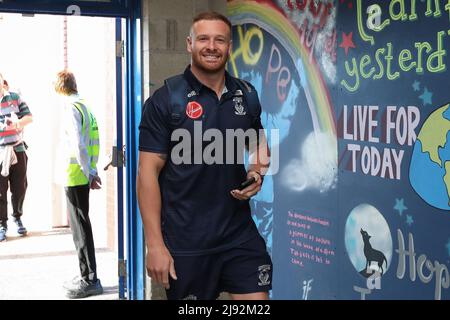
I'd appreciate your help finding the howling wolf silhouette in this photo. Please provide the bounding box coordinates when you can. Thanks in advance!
[360,228,387,275]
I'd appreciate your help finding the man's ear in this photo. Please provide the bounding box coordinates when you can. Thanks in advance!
[187,36,192,53]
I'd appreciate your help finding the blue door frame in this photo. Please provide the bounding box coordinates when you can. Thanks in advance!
[115,17,126,300]
[125,1,145,300]
[0,0,145,300]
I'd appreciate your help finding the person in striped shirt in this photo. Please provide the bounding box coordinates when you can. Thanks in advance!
[0,72,33,242]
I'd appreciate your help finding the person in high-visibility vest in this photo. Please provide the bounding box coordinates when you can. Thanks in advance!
[54,70,103,299]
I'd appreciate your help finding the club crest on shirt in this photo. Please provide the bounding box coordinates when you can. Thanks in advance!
[257,264,271,286]
[233,97,246,116]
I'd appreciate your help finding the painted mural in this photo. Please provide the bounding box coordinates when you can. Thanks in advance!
[227,0,450,299]
[337,0,450,300]
[228,0,338,299]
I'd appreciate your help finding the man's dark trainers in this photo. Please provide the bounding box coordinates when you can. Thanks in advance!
[14,218,27,236]
[0,226,6,242]
[65,279,103,299]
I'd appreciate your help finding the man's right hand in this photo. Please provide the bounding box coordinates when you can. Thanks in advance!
[90,175,102,190]
[146,245,177,289]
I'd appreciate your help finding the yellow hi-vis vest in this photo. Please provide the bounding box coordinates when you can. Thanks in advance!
[66,101,99,187]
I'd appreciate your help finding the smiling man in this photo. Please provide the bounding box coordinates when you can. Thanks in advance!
[137,12,272,300]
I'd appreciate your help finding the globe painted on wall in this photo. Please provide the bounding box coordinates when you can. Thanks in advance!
[409,103,450,211]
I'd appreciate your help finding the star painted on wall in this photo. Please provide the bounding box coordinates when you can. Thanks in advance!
[412,81,420,92]
[419,87,433,106]
[394,198,407,216]
[406,215,414,226]
[339,32,356,56]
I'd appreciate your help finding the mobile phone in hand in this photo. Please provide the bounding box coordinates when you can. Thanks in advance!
[237,177,256,190]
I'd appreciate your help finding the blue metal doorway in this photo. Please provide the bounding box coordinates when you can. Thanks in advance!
[0,0,144,300]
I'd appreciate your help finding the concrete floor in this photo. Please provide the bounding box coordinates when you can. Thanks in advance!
[0,227,119,300]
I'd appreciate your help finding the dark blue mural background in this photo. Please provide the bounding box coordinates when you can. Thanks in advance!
[228,0,450,299]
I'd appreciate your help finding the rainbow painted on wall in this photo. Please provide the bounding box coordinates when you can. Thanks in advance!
[227,0,336,137]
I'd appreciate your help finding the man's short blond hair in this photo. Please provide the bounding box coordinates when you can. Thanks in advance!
[190,11,232,38]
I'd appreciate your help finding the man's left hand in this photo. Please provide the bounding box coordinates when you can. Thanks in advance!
[230,170,262,200]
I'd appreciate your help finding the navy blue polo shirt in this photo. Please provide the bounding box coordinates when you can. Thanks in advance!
[139,66,264,256]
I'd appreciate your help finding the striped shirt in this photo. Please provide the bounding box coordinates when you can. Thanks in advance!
[0,91,31,151]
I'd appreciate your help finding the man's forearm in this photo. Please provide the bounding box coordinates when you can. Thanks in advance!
[137,169,165,247]
[17,114,32,129]
[249,141,271,176]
